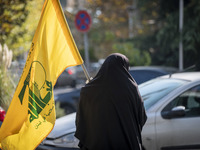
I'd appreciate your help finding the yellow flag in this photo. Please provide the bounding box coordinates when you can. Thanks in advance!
[0,0,83,149]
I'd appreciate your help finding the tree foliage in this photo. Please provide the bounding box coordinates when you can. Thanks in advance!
[134,0,200,69]
[0,0,43,58]
[182,0,200,69]
[0,0,30,44]
[85,0,152,64]
[1,0,200,69]
[112,41,151,66]
[0,0,44,109]
[84,0,200,69]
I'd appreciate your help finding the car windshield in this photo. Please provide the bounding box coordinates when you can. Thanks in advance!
[138,78,188,110]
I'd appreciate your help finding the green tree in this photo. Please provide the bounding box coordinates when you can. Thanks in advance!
[0,0,44,110]
[0,0,30,44]
[85,0,131,58]
[182,0,200,70]
[112,41,151,66]
[133,0,200,69]
[0,0,43,58]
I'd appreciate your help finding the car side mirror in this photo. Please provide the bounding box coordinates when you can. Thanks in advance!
[162,106,186,119]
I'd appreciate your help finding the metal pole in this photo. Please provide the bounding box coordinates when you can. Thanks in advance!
[84,32,90,69]
[179,0,184,71]
[128,6,134,38]
[81,64,92,83]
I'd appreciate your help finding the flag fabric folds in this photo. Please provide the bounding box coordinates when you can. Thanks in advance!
[0,0,83,149]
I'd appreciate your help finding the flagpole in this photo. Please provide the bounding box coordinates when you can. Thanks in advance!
[81,64,92,83]
[57,3,91,83]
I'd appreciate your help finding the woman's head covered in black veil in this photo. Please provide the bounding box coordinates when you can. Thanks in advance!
[102,53,130,70]
[88,53,134,86]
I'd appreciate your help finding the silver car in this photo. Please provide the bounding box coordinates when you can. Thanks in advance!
[37,72,200,150]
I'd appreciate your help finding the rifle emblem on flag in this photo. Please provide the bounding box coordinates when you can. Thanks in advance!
[18,61,53,122]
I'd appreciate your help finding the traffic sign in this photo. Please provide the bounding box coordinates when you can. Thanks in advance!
[75,10,91,32]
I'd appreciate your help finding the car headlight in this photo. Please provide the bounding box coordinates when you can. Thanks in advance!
[42,133,79,148]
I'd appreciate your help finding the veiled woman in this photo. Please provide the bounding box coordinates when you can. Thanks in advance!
[75,53,147,150]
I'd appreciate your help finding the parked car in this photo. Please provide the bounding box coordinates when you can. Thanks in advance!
[0,106,6,127]
[54,66,178,115]
[55,67,77,88]
[54,87,81,115]
[129,66,177,84]
[75,63,101,83]
[37,72,200,150]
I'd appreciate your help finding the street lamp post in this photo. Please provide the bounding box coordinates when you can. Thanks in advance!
[179,0,184,71]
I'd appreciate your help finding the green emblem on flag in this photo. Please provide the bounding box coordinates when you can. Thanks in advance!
[18,61,52,122]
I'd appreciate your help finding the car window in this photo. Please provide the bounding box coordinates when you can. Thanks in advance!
[139,78,187,110]
[162,85,200,117]
[129,70,165,84]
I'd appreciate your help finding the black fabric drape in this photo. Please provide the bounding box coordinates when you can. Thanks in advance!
[75,53,147,150]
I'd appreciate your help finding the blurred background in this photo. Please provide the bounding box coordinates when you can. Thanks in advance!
[0,0,200,114]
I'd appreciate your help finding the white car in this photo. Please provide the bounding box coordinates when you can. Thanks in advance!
[37,72,200,150]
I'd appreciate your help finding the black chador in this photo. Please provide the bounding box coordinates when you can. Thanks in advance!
[75,53,147,150]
